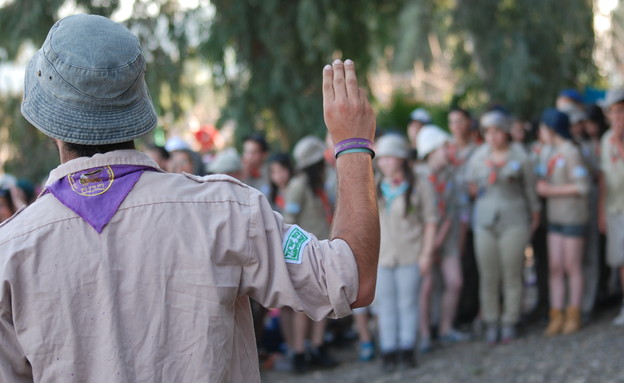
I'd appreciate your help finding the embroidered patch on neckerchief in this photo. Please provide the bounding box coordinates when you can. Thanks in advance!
[46,165,153,233]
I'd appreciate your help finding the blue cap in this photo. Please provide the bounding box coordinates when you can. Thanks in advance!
[559,89,583,104]
[541,108,572,140]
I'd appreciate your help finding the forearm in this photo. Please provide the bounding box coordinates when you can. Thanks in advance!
[419,222,437,261]
[435,218,452,249]
[332,152,379,308]
[545,183,584,197]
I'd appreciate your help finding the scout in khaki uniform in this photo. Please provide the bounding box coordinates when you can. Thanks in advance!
[415,125,469,353]
[466,110,541,345]
[283,136,337,373]
[2,16,380,382]
[536,109,590,336]
[374,133,437,372]
[599,88,624,326]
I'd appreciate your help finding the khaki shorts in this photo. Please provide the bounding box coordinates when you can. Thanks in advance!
[607,213,624,267]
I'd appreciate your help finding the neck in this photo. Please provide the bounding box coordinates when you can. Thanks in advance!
[490,144,509,156]
[454,135,471,148]
[553,135,566,147]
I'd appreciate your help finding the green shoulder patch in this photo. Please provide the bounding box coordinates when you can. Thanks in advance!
[282,225,311,264]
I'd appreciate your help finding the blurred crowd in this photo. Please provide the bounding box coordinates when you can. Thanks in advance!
[2,87,624,376]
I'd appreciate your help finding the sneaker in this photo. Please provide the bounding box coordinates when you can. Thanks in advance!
[418,336,432,353]
[612,307,624,326]
[500,325,516,344]
[309,344,339,369]
[485,323,498,345]
[439,329,471,344]
[358,341,375,362]
[381,351,398,373]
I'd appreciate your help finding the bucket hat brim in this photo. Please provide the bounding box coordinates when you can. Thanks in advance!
[21,51,158,145]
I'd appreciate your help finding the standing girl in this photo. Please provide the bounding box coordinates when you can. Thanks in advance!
[284,136,338,373]
[466,110,541,344]
[374,134,437,372]
[537,109,590,336]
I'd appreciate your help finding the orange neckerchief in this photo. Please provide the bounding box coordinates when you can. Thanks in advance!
[610,133,624,164]
[428,173,446,215]
[315,189,333,225]
[447,143,463,167]
[546,153,564,177]
[275,194,285,210]
[485,158,506,185]
[249,168,261,179]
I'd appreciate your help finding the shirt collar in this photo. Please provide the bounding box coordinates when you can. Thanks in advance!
[45,150,164,187]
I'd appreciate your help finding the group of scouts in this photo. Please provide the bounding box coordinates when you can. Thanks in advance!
[140,88,624,375]
[371,88,624,373]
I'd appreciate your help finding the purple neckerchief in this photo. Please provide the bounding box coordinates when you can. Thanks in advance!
[45,165,154,233]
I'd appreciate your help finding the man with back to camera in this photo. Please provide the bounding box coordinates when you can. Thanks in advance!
[0,14,379,382]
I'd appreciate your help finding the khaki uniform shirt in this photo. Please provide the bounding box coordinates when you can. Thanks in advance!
[466,144,540,229]
[0,150,357,383]
[448,141,477,223]
[378,176,438,268]
[545,141,590,225]
[283,173,331,240]
[242,163,271,197]
[600,130,624,214]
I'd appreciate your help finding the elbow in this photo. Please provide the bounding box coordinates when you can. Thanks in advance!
[351,274,377,309]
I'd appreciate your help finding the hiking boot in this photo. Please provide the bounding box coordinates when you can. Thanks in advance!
[561,306,581,335]
[544,309,564,336]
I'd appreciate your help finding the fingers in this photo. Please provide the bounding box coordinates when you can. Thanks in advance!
[322,64,334,103]
[332,59,347,101]
[344,59,359,99]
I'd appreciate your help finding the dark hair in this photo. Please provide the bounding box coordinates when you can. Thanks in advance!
[449,107,471,120]
[586,104,609,138]
[376,160,415,217]
[146,144,170,160]
[243,133,269,153]
[302,160,326,194]
[268,153,293,204]
[63,141,135,157]
[0,189,15,215]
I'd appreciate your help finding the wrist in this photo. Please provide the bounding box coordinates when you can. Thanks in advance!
[334,138,375,159]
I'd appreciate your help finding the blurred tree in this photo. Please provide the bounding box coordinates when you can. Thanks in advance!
[452,0,597,119]
[198,0,404,150]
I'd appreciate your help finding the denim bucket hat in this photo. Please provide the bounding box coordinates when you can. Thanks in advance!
[21,14,158,145]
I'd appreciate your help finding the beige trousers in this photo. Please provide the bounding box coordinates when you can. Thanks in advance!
[474,224,529,325]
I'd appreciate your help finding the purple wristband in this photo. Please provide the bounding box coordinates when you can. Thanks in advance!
[334,138,374,158]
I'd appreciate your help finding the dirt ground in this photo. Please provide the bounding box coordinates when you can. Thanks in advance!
[260,306,624,383]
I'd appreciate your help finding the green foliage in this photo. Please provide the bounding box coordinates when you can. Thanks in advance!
[199,0,403,150]
[452,0,597,119]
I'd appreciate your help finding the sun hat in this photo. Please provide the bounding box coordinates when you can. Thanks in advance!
[480,110,510,133]
[541,108,572,140]
[293,136,326,169]
[601,88,624,109]
[375,134,410,159]
[409,108,432,124]
[21,14,157,145]
[416,125,451,159]
[207,148,242,174]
